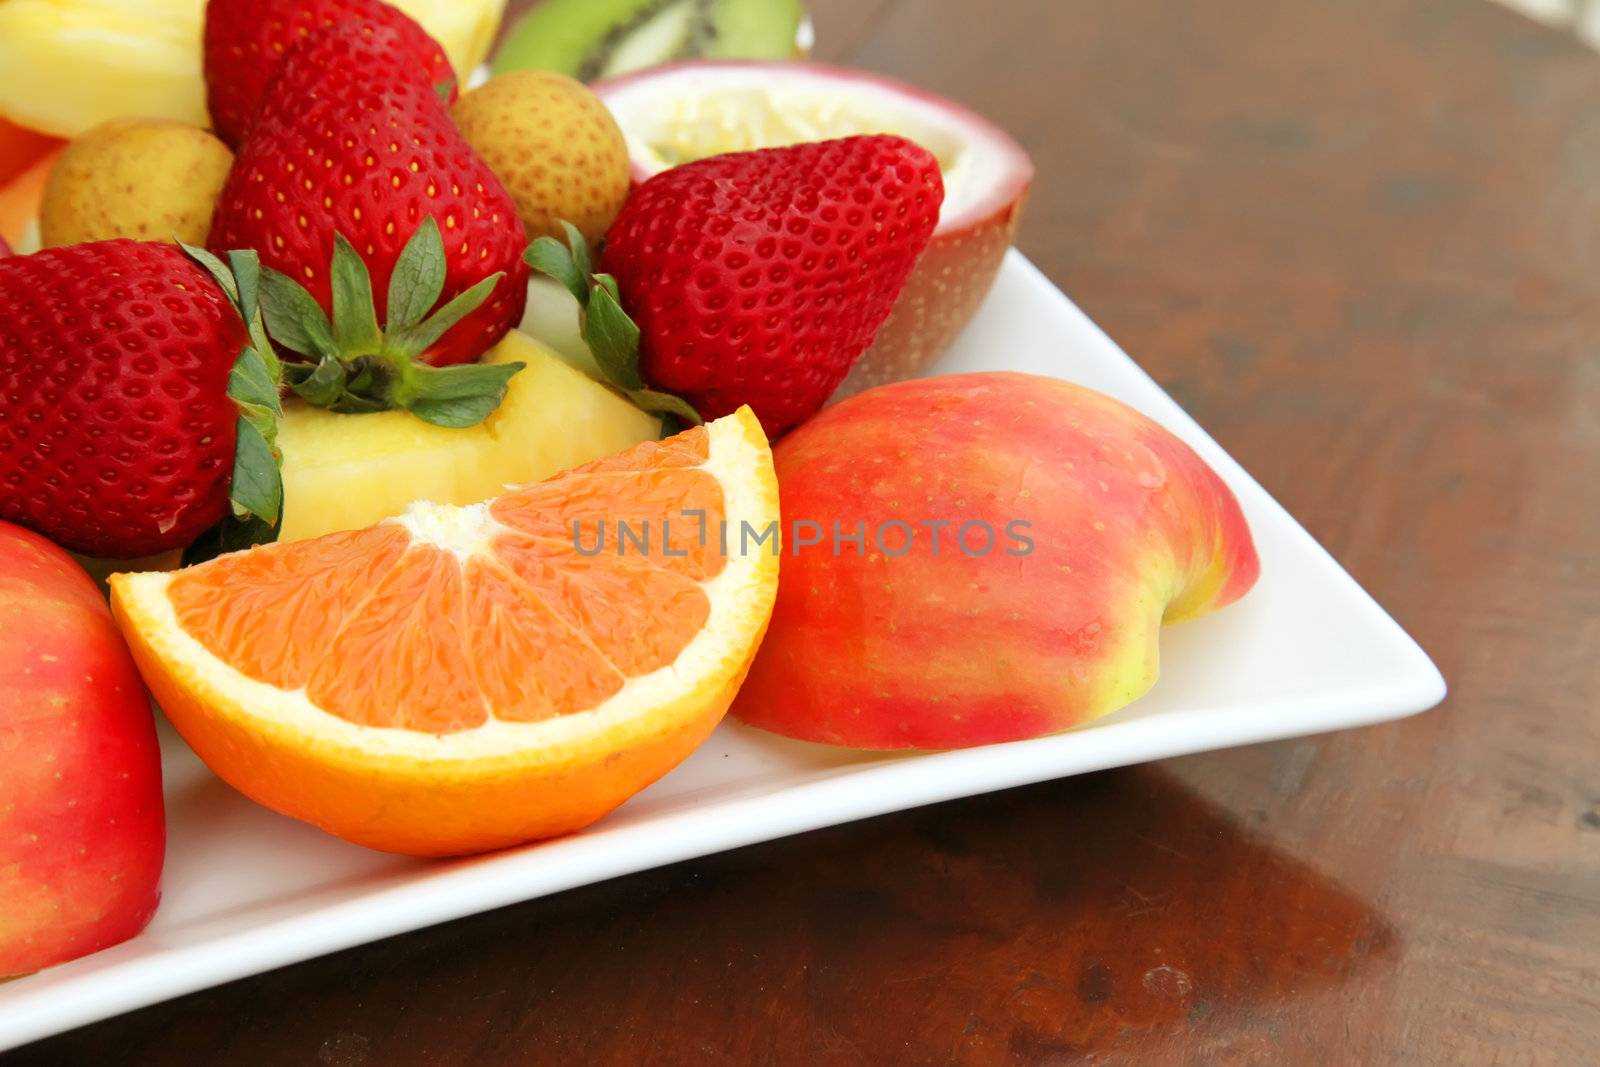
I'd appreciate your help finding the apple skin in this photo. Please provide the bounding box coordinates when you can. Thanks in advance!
[731,373,1260,749]
[0,520,164,978]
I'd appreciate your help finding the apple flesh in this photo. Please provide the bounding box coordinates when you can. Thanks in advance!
[731,373,1260,749]
[0,520,164,977]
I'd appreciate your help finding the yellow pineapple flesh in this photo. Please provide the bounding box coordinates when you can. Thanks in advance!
[276,332,659,542]
[0,0,210,137]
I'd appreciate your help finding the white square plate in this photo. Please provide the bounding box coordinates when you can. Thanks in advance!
[0,252,1445,1051]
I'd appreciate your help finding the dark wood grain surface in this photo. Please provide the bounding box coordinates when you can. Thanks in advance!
[9,0,1600,1062]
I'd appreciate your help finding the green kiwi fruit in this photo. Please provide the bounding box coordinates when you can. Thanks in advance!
[492,0,807,82]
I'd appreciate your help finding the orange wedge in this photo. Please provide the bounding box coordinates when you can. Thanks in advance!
[0,143,59,249]
[0,116,59,186]
[110,409,779,856]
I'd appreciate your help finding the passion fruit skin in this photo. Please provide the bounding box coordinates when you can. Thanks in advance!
[593,60,1035,399]
[832,181,1028,400]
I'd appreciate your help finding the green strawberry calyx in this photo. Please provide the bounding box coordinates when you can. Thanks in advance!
[524,222,701,429]
[179,242,287,554]
[257,217,525,430]
[177,220,523,558]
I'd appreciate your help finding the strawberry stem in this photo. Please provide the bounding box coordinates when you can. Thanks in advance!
[178,242,287,554]
[522,222,702,433]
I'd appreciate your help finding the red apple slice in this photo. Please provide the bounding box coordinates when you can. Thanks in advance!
[1,520,164,977]
[593,60,1034,399]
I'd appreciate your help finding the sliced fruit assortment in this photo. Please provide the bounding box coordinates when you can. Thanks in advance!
[0,520,165,979]
[111,408,779,856]
[732,373,1261,748]
[41,119,233,247]
[276,332,660,542]
[0,0,504,139]
[594,61,1034,396]
[495,0,808,82]
[208,22,529,368]
[0,0,1263,984]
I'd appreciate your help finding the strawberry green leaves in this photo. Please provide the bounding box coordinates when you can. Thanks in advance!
[387,218,448,330]
[404,361,525,427]
[257,218,523,428]
[259,267,337,359]
[177,217,523,562]
[387,274,502,364]
[226,347,284,525]
[525,221,589,304]
[523,223,701,430]
[329,234,382,355]
[180,242,285,550]
[582,280,643,390]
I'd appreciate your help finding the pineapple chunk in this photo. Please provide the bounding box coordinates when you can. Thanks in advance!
[0,0,210,137]
[391,0,508,88]
[276,333,659,543]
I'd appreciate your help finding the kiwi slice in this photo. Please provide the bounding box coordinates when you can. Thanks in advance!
[493,0,807,82]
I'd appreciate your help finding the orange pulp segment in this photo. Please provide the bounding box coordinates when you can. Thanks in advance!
[110,409,780,856]
[0,143,58,247]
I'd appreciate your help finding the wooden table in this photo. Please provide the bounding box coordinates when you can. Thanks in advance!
[10,0,1599,1062]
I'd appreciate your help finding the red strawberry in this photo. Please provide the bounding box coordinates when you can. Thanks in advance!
[596,135,943,435]
[208,23,527,367]
[0,241,249,558]
[0,236,11,258]
[203,0,456,148]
